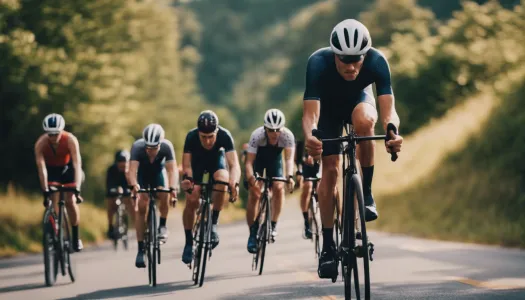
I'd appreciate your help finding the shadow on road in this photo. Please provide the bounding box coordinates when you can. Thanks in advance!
[58,281,194,300]
[219,280,525,300]
[0,282,70,294]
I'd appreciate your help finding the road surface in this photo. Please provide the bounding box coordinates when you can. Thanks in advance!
[1,199,525,300]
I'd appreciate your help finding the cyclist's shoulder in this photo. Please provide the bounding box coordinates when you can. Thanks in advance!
[364,47,389,69]
[161,138,174,148]
[218,126,233,137]
[131,138,146,150]
[250,126,265,138]
[106,163,118,173]
[308,47,333,64]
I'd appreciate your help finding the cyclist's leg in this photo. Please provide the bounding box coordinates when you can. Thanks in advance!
[246,154,264,227]
[210,151,228,247]
[316,112,343,278]
[351,85,378,221]
[106,191,118,237]
[181,164,202,263]
[156,168,170,238]
[300,163,318,238]
[134,170,152,247]
[61,164,82,251]
[268,155,284,234]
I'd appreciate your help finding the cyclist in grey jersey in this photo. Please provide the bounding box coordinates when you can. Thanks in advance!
[128,124,179,268]
[245,109,295,254]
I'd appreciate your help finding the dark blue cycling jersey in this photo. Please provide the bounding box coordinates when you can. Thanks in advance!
[303,47,393,156]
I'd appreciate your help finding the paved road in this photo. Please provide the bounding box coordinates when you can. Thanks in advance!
[1,200,525,300]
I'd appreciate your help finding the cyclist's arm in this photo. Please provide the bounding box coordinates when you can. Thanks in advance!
[67,134,82,190]
[164,140,179,190]
[303,100,320,140]
[165,160,179,191]
[105,167,114,192]
[182,153,192,178]
[34,136,48,191]
[225,150,241,183]
[245,152,256,185]
[127,160,139,187]
[284,146,295,178]
[302,55,323,140]
[374,54,400,132]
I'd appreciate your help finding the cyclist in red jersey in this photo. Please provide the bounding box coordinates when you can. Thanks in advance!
[34,113,84,252]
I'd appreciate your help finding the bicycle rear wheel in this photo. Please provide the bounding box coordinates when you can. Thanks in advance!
[113,207,121,250]
[62,213,76,283]
[199,202,212,287]
[43,210,58,287]
[309,193,321,258]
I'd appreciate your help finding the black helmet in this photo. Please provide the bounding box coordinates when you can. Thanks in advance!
[197,110,219,133]
[115,150,130,162]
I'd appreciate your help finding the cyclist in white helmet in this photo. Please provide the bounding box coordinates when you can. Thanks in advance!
[244,108,295,254]
[302,19,404,279]
[128,123,179,268]
[34,113,84,252]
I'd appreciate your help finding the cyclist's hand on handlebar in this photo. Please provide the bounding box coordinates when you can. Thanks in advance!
[248,176,259,193]
[74,188,83,204]
[42,190,50,207]
[287,177,295,193]
[306,135,322,161]
[385,123,403,160]
[181,179,193,193]
[229,180,239,203]
[170,188,178,207]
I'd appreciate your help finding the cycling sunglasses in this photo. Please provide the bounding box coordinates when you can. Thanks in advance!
[265,127,281,133]
[47,133,59,137]
[336,54,364,64]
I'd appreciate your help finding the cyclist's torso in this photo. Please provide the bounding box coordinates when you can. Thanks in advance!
[130,139,175,173]
[304,47,392,117]
[106,163,127,189]
[183,126,235,161]
[248,126,295,160]
[42,131,71,167]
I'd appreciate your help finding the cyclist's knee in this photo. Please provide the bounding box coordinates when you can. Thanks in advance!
[272,182,285,193]
[302,182,313,194]
[322,156,341,180]
[352,103,377,134]
[213,169,229,184]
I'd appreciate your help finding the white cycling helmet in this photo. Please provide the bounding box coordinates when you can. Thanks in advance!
[264,108,285,130]
[330,19,372,59]
[42,113,65,133]
[142,123,165,147]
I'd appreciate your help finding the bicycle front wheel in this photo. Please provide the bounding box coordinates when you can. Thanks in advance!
[199,202,212,287]
[258,194,271,275]
[353,174,371,299]
[309,194,321,258]
[148,207,158,287]
[43,210,58,287]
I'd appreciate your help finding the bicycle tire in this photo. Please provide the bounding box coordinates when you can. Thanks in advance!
[43,210,57,287]
[343,173,356,299]
[199,202,212,287]
[309,193,321,258]
[113,207,121,250]
[58,203,67,277]
[63,213,75,283]
[259,194,270,275]
[353,174,370,299]
[150,206,158,287]
[191,212,201,285]
[193,201,206,285]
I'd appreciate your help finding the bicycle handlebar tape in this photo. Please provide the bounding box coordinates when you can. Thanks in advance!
[386,123,398,162]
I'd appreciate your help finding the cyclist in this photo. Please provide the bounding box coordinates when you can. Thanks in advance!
[128,124,179,268]
[302,19,404,279]
[105,150,133,239]
[34,113,84,252]
[245,108,295,254]
[180,110,241,264]
[294,140,321,240]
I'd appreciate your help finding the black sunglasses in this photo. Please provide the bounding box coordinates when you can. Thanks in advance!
[336,54,364,64]
[265,128,281,133]
[47,133,59,137]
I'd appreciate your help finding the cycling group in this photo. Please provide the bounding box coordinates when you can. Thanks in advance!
[34,18,403,292]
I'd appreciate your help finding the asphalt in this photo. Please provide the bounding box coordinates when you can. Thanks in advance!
[1,199,525,300]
